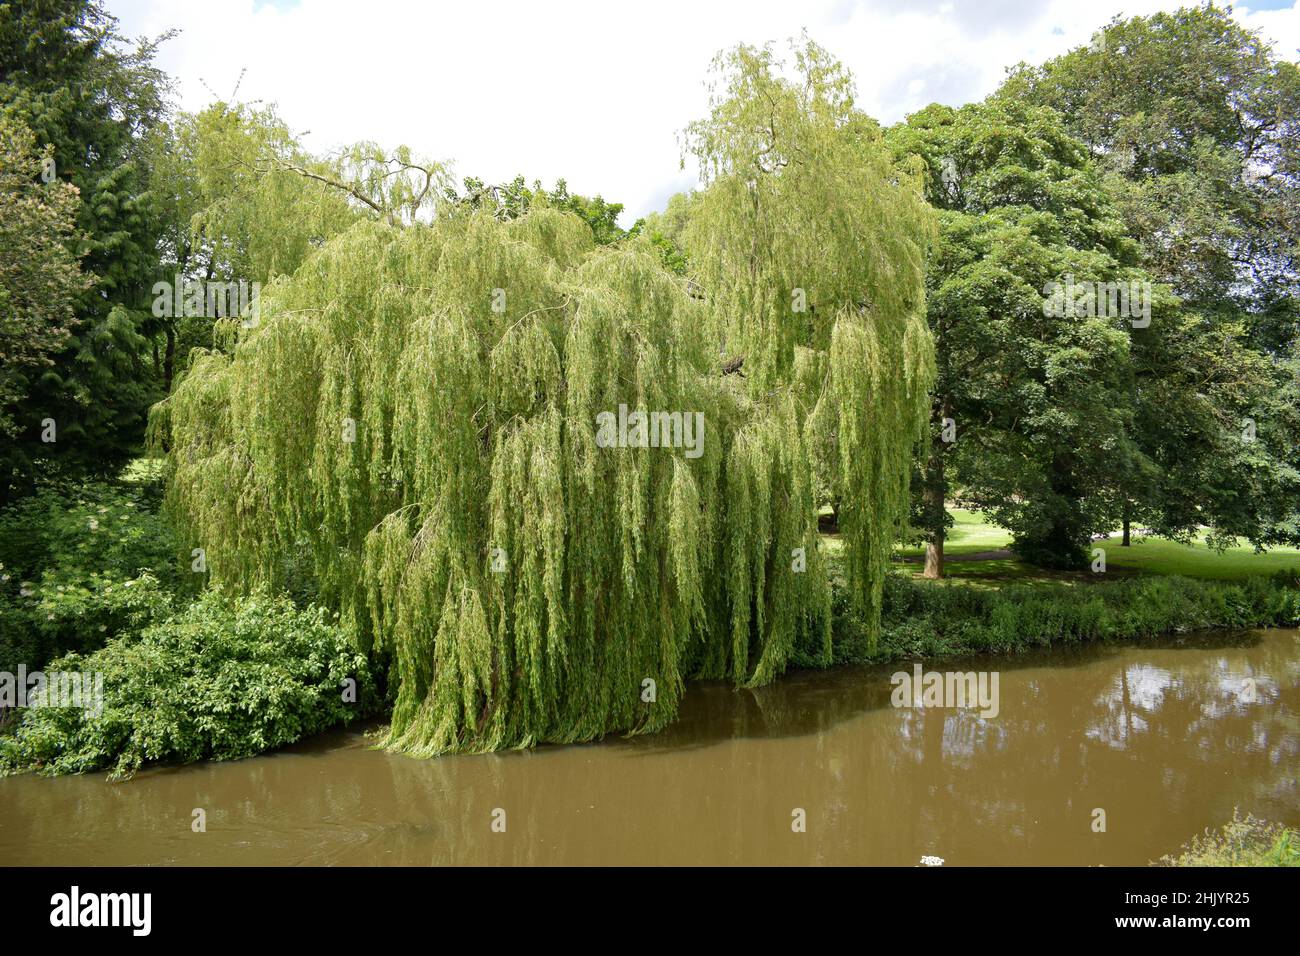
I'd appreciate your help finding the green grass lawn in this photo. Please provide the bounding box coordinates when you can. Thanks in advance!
[894,508,1013,557]
[1093,531,1300,580]
[864,508,1300,586]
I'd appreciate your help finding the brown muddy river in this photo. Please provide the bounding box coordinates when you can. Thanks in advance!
[2,629,1297,866]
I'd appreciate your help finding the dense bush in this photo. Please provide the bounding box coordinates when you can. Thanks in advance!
[0,464,183,671]
[0,463,178,583]
[811,568,1300,665]
[0,592,373,779]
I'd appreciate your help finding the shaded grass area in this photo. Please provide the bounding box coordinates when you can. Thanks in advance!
[893,507,1014,557]
[875,508,1300,586]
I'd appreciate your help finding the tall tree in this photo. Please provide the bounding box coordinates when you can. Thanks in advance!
[682,36,935,613]
[1004,3,1300,548]
[0,115,90,438]
[0,0,172,497]
[888,99,1158,570]
[1006,4,1300,327]
[155,39,931,755]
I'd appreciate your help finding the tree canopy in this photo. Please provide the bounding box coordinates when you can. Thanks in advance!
[1003,3,1300,550]
[887,98,1161,569]
[0,115,89,439]
[0,0,172,495]
[153,37,934,754]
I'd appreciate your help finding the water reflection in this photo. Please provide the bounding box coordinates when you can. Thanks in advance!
[0,630,1296,866]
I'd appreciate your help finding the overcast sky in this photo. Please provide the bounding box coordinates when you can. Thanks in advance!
[110,0,1300,225]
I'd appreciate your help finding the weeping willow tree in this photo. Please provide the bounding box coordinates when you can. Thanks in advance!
[153,37,933,755]
[682,36,936,644]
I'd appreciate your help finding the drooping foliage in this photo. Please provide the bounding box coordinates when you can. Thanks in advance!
[156,101,365,293]
[144,100,366,393]
[157,209,818,754]
[682,37,936,633]
[154,39,933,755]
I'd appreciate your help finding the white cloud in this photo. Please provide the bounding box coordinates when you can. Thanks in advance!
[109,0,1300,223]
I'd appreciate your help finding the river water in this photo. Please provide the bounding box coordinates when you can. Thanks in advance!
[1,629,1296,866]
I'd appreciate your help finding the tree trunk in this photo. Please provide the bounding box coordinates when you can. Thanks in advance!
[923,531,944,579]
[163,324,175,394]
[1121,515,1131,547]
[922,400,949,580]
[923,469,945,580]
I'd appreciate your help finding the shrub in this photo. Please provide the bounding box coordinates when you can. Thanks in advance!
[0,592,373,779]
[827,569,1300,664]
[0,465,183,671]
[0,571,171,673]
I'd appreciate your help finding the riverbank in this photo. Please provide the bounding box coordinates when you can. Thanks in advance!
[813,566,1300,667]
[1158,813,1300,867]
[3,465,1296,779]
[3,629,1295,865]
[4,561,1297,780]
